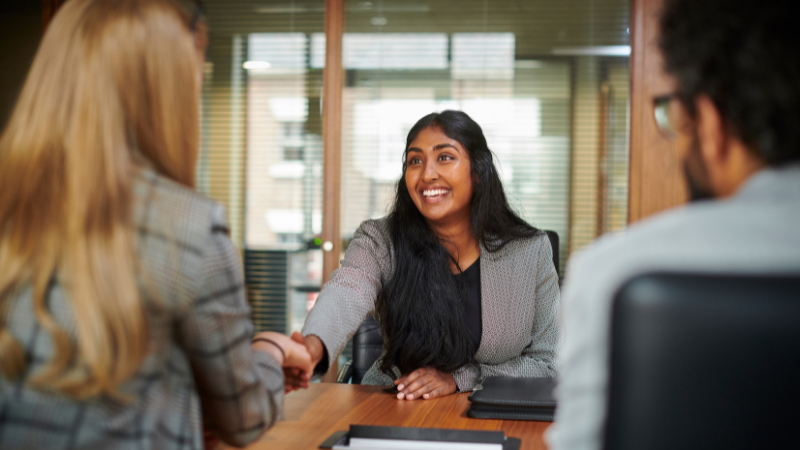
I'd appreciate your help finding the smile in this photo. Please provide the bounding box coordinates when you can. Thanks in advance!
[421,188,450,204]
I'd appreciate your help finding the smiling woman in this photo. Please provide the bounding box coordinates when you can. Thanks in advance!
[297,110,560,401]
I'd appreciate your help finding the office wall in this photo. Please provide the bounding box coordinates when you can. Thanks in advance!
[0,1,42,130]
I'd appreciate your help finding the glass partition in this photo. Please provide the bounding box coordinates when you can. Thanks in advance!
[197,1,325,335]
[337,0,631,274]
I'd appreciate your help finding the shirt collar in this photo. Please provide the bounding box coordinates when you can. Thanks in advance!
[734,161,800,202]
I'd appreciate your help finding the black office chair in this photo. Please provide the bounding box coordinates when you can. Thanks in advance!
[604,272,800,450]
[544,230,559,279]
[336,316,382,384]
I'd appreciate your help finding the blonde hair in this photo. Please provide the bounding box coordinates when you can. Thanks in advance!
[0,0,202,399]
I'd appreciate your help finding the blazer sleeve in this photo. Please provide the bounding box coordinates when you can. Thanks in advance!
[301,220,390,374]
[452,235,561,392]
[175,206,284,447]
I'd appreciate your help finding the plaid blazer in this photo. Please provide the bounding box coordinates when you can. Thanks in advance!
[0,169,283,449]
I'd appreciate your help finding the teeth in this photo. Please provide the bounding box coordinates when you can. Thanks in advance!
[423,189,448,197]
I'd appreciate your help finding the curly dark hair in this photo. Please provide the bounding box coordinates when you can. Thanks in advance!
[375,110,539,378]
[659,0,800,165]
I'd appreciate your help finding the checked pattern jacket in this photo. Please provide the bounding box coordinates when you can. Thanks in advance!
[0,168,283,449]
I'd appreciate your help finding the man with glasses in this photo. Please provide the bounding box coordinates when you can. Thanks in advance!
[548,0,800,449]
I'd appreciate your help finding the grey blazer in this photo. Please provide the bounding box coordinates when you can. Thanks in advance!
[302,218,560,392]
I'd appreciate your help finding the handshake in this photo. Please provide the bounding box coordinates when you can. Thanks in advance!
[250,331,327,393]
[251,331,458,401]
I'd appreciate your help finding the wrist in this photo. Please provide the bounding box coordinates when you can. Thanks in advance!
[447,372,458,391]
[252,338,285,365]
[305,334,325,366]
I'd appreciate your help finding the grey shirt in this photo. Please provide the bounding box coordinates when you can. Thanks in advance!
[547,163,800,450]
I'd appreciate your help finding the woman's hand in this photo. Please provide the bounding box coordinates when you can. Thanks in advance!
[394,367,457,400]
[286,331,327,389]
[290,331,325,367]
[252,331,313,393]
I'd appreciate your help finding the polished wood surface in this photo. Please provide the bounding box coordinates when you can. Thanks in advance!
[238,383,551,450]
[628,0,687,223]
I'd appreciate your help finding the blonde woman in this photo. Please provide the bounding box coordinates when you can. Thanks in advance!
[0,0,311,448]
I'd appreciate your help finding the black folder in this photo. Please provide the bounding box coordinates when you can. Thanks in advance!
[320,425,521,449]
[467,376,557,421]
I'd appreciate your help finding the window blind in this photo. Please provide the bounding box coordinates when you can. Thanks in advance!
[197,1,326,337]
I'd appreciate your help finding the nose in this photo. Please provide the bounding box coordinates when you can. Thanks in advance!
[422,159,438,183]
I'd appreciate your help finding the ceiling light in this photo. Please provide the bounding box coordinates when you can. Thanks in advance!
[551,46,631,56]
[243,61,272,70]
[254,3,429,14]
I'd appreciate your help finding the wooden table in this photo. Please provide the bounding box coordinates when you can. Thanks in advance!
[236,383,551,450]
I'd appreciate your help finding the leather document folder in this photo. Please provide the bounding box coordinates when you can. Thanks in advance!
[320,425,521,450]
[467,376,557,421]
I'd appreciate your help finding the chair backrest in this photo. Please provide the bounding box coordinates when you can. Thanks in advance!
[604,273,800,450]
[544,230,559,279]
[351,315,382,384]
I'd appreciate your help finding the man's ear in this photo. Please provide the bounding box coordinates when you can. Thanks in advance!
[694,95,729,166]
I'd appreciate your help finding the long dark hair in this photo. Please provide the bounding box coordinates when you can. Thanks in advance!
[375,110,539,378]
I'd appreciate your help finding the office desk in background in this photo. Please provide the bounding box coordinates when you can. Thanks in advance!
[224,383,550,450]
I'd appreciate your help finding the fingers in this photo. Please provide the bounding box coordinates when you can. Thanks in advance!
[249,331,316,396]
[395,368,425,392]
[400,371,431,399]
[425,371,458,399]
[284,378,307,392]
[282,339,313,374]
[291,331,306,345]
[396,370,422,399]
[422,386,446,400]
[284,367,308,383]
[404,379,438,401]
[252,333,313,376]
[253,332,314,391]
[284,367,310,393]
[395,368,457,401]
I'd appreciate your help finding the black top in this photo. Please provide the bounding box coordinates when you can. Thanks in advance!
[456,257,483,356]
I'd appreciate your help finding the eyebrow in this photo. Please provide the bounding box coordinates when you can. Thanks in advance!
[407,143,460,153]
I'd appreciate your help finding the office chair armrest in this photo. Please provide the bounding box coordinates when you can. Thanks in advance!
[336,360,354,383]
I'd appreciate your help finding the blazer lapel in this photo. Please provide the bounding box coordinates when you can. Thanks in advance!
[474,242,516,364]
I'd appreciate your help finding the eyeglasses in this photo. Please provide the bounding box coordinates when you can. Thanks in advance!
[652,93,677,140]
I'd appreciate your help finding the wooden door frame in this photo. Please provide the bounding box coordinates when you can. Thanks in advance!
[320,0,345,382]
[628,0,687,223]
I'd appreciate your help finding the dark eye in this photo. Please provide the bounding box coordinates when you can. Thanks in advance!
[438,154,454,162]
[407,157,422,165]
